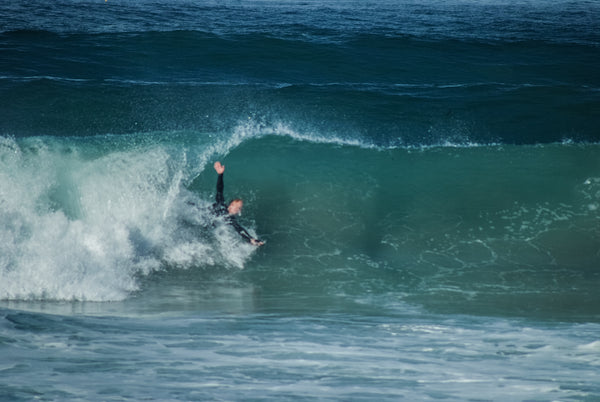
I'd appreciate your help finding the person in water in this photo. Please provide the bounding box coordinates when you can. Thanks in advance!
[213,161,264,246]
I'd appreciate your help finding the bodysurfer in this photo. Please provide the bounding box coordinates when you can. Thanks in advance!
[212,161,264,246]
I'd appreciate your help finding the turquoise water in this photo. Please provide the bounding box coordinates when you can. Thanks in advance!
[1,0,600,400]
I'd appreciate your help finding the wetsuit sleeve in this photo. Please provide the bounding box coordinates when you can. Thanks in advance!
[229,217,257,244]
[216,173,225,205]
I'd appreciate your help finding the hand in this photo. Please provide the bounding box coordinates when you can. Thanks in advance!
[214,161,225,175]
[251,239,264,246]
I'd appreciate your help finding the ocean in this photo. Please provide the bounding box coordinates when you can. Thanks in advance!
[1,0,599,400]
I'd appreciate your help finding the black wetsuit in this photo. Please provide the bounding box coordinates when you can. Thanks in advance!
[212,173,257,244]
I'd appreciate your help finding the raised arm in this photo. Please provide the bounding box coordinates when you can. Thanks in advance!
[213,161,264,246]
[214,161,225,205]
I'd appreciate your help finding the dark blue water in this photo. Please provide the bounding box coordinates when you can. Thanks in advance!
[1,1,599,400]
[2,0,598,144]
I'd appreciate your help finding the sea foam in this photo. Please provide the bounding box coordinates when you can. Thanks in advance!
[0,135,255,301]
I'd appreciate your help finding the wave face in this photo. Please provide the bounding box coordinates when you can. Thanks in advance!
[0,0,599,318]
[1,129,599,320]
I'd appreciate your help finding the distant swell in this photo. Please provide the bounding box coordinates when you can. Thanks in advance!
[1,23,599,144]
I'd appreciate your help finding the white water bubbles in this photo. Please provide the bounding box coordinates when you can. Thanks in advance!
[582,177,600,214]
[0,136,256,301]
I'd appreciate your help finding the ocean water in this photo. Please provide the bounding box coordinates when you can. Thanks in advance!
[1,0,600,400]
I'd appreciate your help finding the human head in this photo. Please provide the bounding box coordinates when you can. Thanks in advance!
[228,198,243,215]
